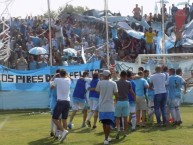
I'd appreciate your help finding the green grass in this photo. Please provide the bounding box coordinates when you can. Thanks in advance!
[0,105,193,145]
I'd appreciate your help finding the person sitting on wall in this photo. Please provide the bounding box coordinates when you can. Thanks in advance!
[132,4,142,21]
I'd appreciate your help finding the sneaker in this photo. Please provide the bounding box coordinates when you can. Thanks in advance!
[177,121,182,126]
[107,137,112,142]
[59,130,69,143]
[54,130,59,138]
[172,121,177,126]
[110,125,115,130]
[103,140,109,145]
[116,131,120,139]
[92,125,97,129]
[156,123,162,127]
[68,123,72,129]
[123,134,128,138]
[86,120,91,127]
[128,122,132,126]
[163,123,169,127]
[50,132,54,137]
[55,130,62,139]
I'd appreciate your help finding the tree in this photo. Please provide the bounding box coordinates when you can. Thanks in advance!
[58,4,88,16]
[43,10,58,21]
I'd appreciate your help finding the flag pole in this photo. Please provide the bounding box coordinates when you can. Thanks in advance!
[161,0,166,64]
[161,0,165,54]
[47,0,52,66]
[104,0,110,69]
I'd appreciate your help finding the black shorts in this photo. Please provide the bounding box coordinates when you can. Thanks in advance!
[100,119,115,126]
[52,100,70,120]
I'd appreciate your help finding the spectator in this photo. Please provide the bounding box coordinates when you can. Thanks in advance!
[147,13,153,26]
[173,26,184,53]
[54,20,64,53]
[26,37,34,51]
[16,53,28,70]
[38,55,48,68]
[41,20,48,30]
[152,14,158,22]
[143,14,148,21]
[53,53,62,66]
[171,4,178,22]
[30,32,40,47]
[134,71,149,127]
[39,34,48,47]
[145,27,156,54]
[183,4,190,17]
[26,16,33,28]
[150,66,168,126]
[160,4,167,16]
[189,3,193,21]
[32,16,38,30]
[62,57,68,66]
[132,4,142,20]
[28,55,38,70]
[67,56,77,65]
[15,34,24,48]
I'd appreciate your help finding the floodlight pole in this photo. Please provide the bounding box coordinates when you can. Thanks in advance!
[0,0,13,64]
[47,0,52,66]
[161,0,166,65]
[104,0,110,69]
[161,0,165,54]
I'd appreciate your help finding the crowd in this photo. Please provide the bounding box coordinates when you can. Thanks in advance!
[49,65,187,144]
[1,15,109,69]
[133,3,193,23]
[0,2,191,70]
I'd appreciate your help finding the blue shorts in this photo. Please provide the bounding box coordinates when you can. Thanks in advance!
[115,101,129,117]
[146,43,154,51]
[99,112,115,126]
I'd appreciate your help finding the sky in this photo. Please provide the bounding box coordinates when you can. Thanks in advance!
[0,0,191,18]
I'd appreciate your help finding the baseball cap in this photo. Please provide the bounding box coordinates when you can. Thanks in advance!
[102,70,111,76]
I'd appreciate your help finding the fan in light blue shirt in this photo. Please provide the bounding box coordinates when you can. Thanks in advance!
[134,76,149,97]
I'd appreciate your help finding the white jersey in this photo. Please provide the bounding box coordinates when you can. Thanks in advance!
[52,78,71,101]
[150,73,167,94]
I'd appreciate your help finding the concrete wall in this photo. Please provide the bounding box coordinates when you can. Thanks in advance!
[0,91,49,110]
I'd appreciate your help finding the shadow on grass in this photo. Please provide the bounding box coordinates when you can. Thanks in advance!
[71,127,92,134]
[93,136,126,145]
[94,131,104,136]
[185,125,193,129]
[136,124,181,133]
[28,137,60,145]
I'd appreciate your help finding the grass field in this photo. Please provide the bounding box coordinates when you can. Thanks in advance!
[0,105,193,145]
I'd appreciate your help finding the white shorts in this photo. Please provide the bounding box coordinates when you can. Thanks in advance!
[136,97,148,111]
[72,102,85,111]
[169,98,181,108]
[148,100,154,108]
[129,102,136,113]
[89,99,99,111]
